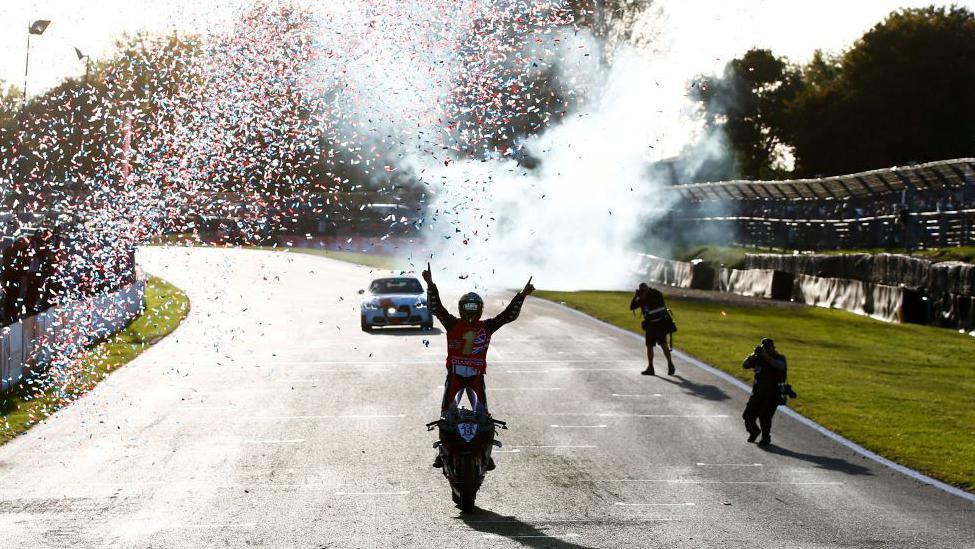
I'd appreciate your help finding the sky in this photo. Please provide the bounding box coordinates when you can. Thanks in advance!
[2,0,974,98]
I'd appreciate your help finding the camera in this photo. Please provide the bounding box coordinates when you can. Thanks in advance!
[754,345,764,355]
[779,383,797,399]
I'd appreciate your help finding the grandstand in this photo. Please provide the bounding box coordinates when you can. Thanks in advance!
[670,158,975,250]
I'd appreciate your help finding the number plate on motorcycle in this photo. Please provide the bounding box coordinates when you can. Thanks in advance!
[458,422,478,442]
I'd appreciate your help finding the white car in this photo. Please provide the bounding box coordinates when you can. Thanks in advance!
[359,277,433,331]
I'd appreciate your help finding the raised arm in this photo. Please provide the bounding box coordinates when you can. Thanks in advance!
[423,263,457,330]
[485,277,535,334]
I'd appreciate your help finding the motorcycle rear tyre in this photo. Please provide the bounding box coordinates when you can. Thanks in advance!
[459,454,477,513]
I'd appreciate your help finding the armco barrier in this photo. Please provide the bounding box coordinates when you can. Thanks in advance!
[634,254,691,288]
[719,268,774,298]
[635,254,907,326]
[793,274,902,323]
[1,280,146,392]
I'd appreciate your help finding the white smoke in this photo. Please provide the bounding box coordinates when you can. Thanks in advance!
[303,2,721,292]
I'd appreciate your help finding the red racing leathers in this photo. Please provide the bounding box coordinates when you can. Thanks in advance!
[427,283,527,414]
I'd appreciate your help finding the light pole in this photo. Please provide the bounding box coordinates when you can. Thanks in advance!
[74,47,91,84]
[24,19,51,106]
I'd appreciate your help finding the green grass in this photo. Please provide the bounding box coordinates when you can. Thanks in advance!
[536,289,975,493]
[277,247,405,271]
[0,276,190,445]
[819,246,975,264]
[672,245,757,268]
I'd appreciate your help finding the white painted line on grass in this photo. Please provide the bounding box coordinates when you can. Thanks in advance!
[547,299,975,505]
[615,502,695,507]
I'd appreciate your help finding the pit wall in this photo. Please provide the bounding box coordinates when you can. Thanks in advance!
[635,254,913,327]
[0,280,146,392]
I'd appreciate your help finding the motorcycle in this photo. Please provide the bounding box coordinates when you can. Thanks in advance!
[426,400,506,513]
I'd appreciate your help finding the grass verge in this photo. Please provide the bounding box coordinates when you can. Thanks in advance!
[0,276,190,445]
[536,289,975,493]
[277,247,404,271]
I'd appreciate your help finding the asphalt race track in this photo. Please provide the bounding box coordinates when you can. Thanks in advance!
[0,248,972,547]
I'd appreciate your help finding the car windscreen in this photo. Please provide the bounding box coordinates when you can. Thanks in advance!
[369,278,423,294]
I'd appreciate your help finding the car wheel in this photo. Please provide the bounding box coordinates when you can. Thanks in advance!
[361,317,372,332]
[421,321,433,330]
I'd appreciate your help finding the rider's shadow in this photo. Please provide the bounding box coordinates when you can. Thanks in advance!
[458,509,597,549]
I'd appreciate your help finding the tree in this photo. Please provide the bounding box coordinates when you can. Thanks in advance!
[789,6,975,176]
[691,49,801,180]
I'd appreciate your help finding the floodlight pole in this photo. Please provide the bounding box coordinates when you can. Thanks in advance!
[23,25,31,106]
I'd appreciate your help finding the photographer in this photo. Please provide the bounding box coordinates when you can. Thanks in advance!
[629,282,677,376]
[742,338,791,447]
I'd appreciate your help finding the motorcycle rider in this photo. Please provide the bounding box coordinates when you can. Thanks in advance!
[422,263,534,468]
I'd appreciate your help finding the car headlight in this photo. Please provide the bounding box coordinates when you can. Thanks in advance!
[363,301,379,310]
[415,300,427,309]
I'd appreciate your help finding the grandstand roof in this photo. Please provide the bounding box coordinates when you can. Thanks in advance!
[674,158,975,202]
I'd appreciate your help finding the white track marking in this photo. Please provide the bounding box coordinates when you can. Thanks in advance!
[504,368,634,373]
[334,490,410,496]
[170,522,258,530]
[599,479,843,485]
[465,518,678,523]
[272,378,320,383]
[615,502,696,507]
[509,445,597,449]
[551,301,975,504]
[611,393,662,397]
[695,463,763,467]
[252,414,405,419]
[271,359,638,366]
[532,413,728,419]
[489,387,562,391]
[176,406,233,411]
[482,531,581,538]
[242,439,304,444]
[549,424,608,429]
[494,449,522,453]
